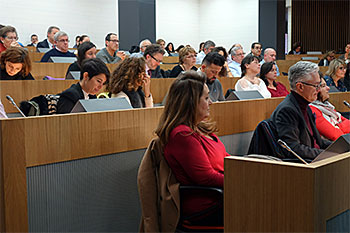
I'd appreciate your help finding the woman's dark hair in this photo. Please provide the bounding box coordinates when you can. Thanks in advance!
[175,45,185,53]
[240,54,260,77]
[199,42,204,52]
[212,47,229,76]
[155,71,217,146]
[0,47,31,76]
[80,58,110,83]
[166,42,175,53]
[77,41,96,67]
[260,62,276,87]
[292,41,302,51]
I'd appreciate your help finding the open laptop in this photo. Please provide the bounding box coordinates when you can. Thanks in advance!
[225,90,264,101]
[71,97,133,113]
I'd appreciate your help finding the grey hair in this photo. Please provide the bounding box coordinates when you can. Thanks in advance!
[288,61,319,90]
[139,39,151,48]
[203,40,215,50]
[54,31,68,42]
[230,46,242,56]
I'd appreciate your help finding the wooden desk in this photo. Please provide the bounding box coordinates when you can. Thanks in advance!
[225,153,350,232]
[286,54,342,60]
[162,56,179,64]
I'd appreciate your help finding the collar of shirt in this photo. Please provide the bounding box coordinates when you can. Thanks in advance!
[82,89,89,100]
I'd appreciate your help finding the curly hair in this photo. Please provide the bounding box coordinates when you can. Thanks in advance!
[0,47,31,76]
[107,57,146,94]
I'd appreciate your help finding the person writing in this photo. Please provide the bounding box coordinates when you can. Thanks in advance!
[155,71,229,226]
[0,47,34,80]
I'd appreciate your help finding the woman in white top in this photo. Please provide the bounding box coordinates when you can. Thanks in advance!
[234,54,271,98]
[107,57,153,108]
[0,99,8,118]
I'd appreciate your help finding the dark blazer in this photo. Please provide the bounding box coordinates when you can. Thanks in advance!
[56,83,96,114]
[150,66,165,78]
[36,39,49,49]
[270,93,331,159]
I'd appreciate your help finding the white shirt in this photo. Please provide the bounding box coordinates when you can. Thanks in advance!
[235,77,271,98]
[0,99,8,118]
[228,60,242,77]
[196,51,206,64]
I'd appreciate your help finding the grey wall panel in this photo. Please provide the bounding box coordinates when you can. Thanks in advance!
[27,149,145,232]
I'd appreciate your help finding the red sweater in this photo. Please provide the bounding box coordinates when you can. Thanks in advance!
[310,105,350,141]
[268,82,289,97]
[164,125,229,216]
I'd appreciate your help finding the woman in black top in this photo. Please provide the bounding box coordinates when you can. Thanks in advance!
[65,41,97,78]
[0,47,34,80]
[165,42,175,56]
[169,46,198,78]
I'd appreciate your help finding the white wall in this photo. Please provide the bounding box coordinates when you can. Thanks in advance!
[156,0,259,53]
[0,0,118,49]
[156,0,200,50]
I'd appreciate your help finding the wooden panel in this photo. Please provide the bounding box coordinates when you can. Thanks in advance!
[328,92,350,112]
[0,80,76,113]
[292,0,350,53]
[0,119,28,232]
[286,54,342,60]
[31,63,71,79]
[150,78,175,103]
[28,52,44,62]
[162,56,178,64]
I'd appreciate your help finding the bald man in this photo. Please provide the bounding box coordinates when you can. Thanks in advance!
[260,48,280,76]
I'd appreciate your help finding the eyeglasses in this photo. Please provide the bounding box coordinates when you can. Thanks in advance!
[58,39,69,43]
[254,47,262,50]
[319,83,327,88]
[339,66,347,70]
[108,39,119,43]
[5,36,18,41]
[235,52,245,56]
[299,81,321,90]
[149,54,162,63]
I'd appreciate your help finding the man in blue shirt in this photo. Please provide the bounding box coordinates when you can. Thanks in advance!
[40,31,76,62]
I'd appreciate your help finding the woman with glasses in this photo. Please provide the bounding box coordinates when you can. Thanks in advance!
[310,74,350,141]
[260,62,289,97]
[235,54,271,98]
[324,59,348,92]
[0,26,20,54]
[107,57,153,108]
[169,46,197,78]
[0,47,34,80]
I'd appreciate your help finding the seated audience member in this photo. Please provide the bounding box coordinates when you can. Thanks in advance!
[156,39,166,50]
[169,46,197,78]
[66,41,97,77]
[228,47,245,77]
[310,74,350,141]
[27,34,38,47]
[175,45,185,53]
[339,42,350,62]
[196,40,215,64]
[0,47,34,80]
[212,46,233,77]
[37,26,60,50]
[260,48,280,76]
[0,26,21,53]
[260,62,289,97]
[78,35,90,45]
[235,54,271,98]
[57,58,110,114]
[73,35,80,48]
[107,57,153,108]
[270,61,332,159]
[249,42,263,61]
[318,50,336,66]
[130,39,151,58]
[198,42,204,53]
[144,44,165,78]
[165,42,175,56]
[200,52,225,102]
[96,33,125,63]
[324,59,347,92]
[0,98,7,118]
[155,70,229,226]
[288,41,304,55]
[40,31,76,62]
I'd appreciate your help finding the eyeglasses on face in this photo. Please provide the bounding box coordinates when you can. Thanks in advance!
[150,54,162,63]
[5,36,18,41]
[235,52,245,56]
[299,81,321,90]
[338,66,347,70]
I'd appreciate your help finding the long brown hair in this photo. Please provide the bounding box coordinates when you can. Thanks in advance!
[155,70,217,146]
[0,47,32,76]
[107,57,145,93]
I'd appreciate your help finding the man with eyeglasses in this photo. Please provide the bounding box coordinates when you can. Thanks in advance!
[40,31,76,62]
[37,26,60,50]
[260,48,280,76]
[130,39,151,58]
[270,61,332,160]
[250,42,263,61]
[144,44,166,78]
[96,33,125,64]
[228,46,245,77]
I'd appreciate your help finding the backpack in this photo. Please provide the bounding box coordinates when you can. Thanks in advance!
[19,94,60,116]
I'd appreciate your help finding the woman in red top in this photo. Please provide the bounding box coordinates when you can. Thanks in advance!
[155,70,229,226]
[260,61,289,97]
[309,76,350,141]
